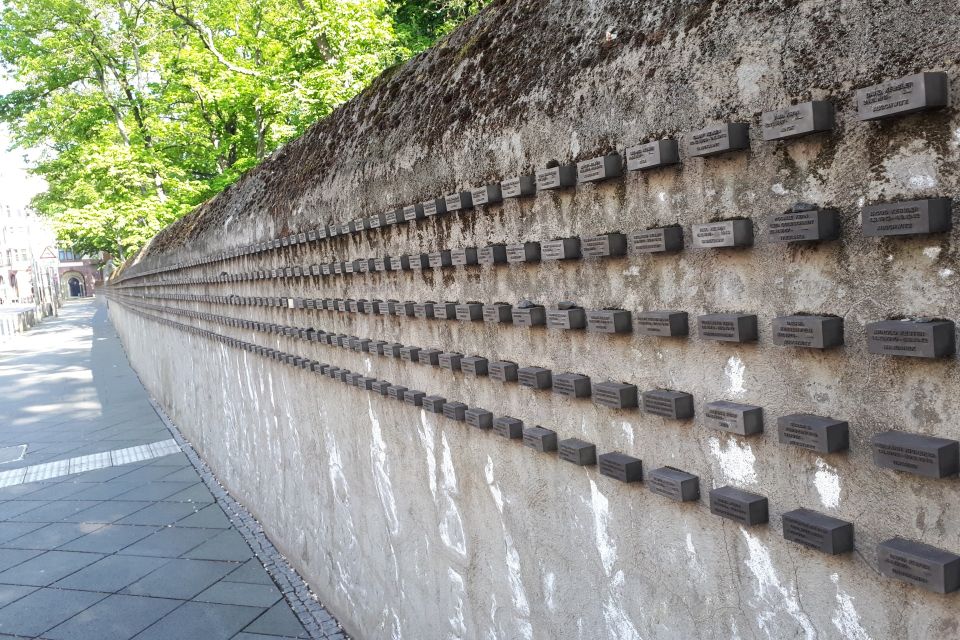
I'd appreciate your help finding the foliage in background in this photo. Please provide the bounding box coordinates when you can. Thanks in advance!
[0,0,489,261]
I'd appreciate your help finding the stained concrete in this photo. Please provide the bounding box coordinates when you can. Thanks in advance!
[109,1,960,639]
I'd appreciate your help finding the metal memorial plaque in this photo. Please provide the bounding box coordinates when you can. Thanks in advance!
[582,233,627,258]
[698,313,758,343]
[347,299,360,313]
[445,191,473,212]
[493,416,523,439]
[404,390,426,406]
[587,309,632,334]
[373,257,391,272]
[861,198,952,237]
[635,311,688,337]
[418,348,442,366]
[484,303,513,323]
[471,184,503,206]
[777,413,849,454]
[399,345,421,363]
[455,303,483,322]
[501,175,536,198]
[339,222,350,235]
[541,237,582,261]
[422,395,446,413]
[307,230,317,241]
[552,373,591,398]
[451,247,478,266]
[772,315,844,349]
[767,206,839,243]
[439,352,463,371]
[465,407,494,429]
[356,339,371,352]
[592,381,639,409]
[686,123,750,157]
[384,209,401,225]
[414,302,435,319]
[343,261,354,275]
[629,226,684,253]
[626,139,680,171]
[403,204,425,222]
[368,212,385,229]
[598,452,642,482]
[489,361,519,382]
[871,431,959,479]
[709,486,769,526]
[877,537,960,594]
[358,377,376,391]
[409,253,429,270]
[642,389,694,420]
[577,153,622,183]
[782,508,853,555]
[395,301,416,317]
[389,255,410,271]
[704,401,764,436]
[351,219,366,233]
[648,467,700,502]
[692,220,754,248]
[479,244,508,264]
[512,305,546,327]
[506,242,541,263]
[368,340,387,356]
[856,72,948,121]
[546,307,586,330]
[371,380,390,396]
[327,366,341,380]
[434,302,457,320]
[383,342,403,358]
[461,356,488,376]
[443,401,468,421]
[535,164,577,190]
[523,426,558,452]
[559,438,597,465]
[866,319,955,358]
[428,250,452,269]
[761,101,835,141]
[518,366,552,389]
[423,198,447,217]
[387,385,407,401]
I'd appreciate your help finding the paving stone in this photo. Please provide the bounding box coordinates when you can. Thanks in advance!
[0,521,46,545]
[122,558,239,599]
[224,559,276,585]
[158,467,202,483]
[0,584,36,608]
[132,601,266,640]
[194,580,283,607]
[54,554,171,592]
[0,500,48,520]
[0,549,105,586]
[10,482,88,501]
[0,548,45,572]
[64,500,153,524]
[10,500,101,523]
[116,466,188,484]
[44,593,182,640]
[67,481,143,501]
[2,521,105,550]
[176,504,232,529]
[114,481,198,502]
[115,501,202,526]
[58,524,160,553]
[243,601,310,638]
[0,586,107,637]
[163,484,216,504]
[118,526,222,558]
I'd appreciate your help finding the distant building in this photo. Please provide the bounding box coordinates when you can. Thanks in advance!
[0,204,58,305]
[57,248,107,298]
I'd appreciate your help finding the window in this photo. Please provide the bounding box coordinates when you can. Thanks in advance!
[58,249,77,261]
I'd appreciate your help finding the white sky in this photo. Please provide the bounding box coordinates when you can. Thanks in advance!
[0,75,47,211]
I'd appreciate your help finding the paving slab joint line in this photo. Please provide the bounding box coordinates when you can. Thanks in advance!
[145,395,350,640]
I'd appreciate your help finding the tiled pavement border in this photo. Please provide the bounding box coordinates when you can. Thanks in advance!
[146,397,349,640]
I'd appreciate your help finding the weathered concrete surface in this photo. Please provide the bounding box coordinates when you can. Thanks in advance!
[110,0,960,638]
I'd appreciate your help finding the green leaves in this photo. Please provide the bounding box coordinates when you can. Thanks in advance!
[0,0,489,261]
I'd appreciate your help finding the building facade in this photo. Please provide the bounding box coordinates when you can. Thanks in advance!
[0,203,58,306]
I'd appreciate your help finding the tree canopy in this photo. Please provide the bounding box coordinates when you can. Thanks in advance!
[0,0,489,261]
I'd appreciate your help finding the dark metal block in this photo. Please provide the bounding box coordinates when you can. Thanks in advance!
[535,164,577,190]
[501,175,536,198]
[782,508,853,555]
[414,348,439,366]
[698,313,758,343]
[598,453,643,482]
[489,361,519,382]
[871,431,959,478]
[422,198,447,217]
[466,407,494,429]
[451,247,478,266]
[384,209,401,225]
[408,253,429,270]
[559,438,597,465]
[395,301,416,317]
[414,302,435,319]
[692,220,754,248]
[704,401,764,436]
[582,233,627,258]
[428,250,452,268]
[592,381,639,409]
[438,352,463,371]
[479,244,508,264]
[648,467,699,502]
[642,389,694,420]
[461,356,488,376]
[635,311,688,337]
[383,342,403,358]
[506,242,541,263]
[368,212,386,229]
[523,426,558,452]
[541,237,582,261]
[493,416,523,439]
[372,380,390,395]
[400,345,421,362]
[577,153,622,183]
[777,413,849,454]
[877,537,960,594]
[389,255,411,271]
[471,184,503,206]
[773,315,844,349]
[686,123,750,157]
[862,198,952,237]
[856,72,948,121]
[512,305,546,327]
[422,395,446,413]
[587,309,632,333]
[552,373,591,398]
[484,303,513,323]
[374,257,391,272]
[404,390,426,406]
[387,385,407,400]
[428,302,453,320]
[629,226,684,253]
[518,366,552,389]
[761,101,835,141]
[455,303,483,322]
[546,307,586,330]
[445,191,473,212]
[866,319,955,358]
[767,206,839,243]
[709,486,769,526]
[403,204,425,222]
[443,401,468,421]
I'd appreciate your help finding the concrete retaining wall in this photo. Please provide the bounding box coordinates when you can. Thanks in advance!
[108,1,960,638]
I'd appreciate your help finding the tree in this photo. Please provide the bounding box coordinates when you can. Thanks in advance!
[0,0,489,261]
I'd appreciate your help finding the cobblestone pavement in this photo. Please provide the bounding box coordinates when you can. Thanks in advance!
[0,298,346,640]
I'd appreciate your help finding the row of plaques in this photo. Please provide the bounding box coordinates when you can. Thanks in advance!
[111,294,960,595]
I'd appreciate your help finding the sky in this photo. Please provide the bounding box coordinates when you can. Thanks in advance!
[0,75,46,211]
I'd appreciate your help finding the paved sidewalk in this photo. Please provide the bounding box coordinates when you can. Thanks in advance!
[0,299,320,640]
